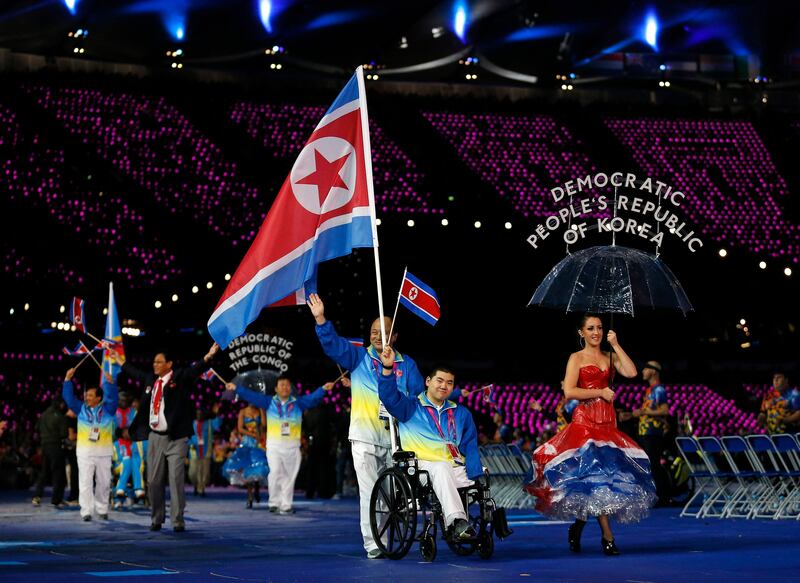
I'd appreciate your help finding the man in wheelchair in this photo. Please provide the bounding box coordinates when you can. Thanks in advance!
[377,347,482,540]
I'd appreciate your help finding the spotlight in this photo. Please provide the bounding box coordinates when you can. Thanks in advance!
[259,0,272,33]
[206,282,213,289]
[60,305,66,313]
[505,222,512,230]
[24,303,29,311]
[785,267,792,277]
[171,294,179,302]
[9,308,14,315]
[759,261,766,269]
[399,36,408,49]
[192,285,199,294]
[376,218,382,226]
[643,11,659,50]
[474,221,482,229]
[51,322,57,328]
[718,249,727,258]
[431,26,445,39]
[407,219,415,227]
[739,318,746,326]
[103,308,108,315]
[155,300,162,309]
[441,218,449,226]
[225,273,231,281]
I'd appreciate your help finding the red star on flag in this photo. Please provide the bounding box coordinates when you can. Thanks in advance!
[296,149,351,207]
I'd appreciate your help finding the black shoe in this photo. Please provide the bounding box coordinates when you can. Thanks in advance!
[246,499,253,509]
[173,525,185,533]
[82,515,92,522]
[269,506,278,513]
[568,521,585,553]
[602,537,620,556]
[99,514,109,520]
[452,518,476,540]
[150,523,162,532]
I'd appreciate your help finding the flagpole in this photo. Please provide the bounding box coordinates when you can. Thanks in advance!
[73,351,94,371]
[387,267,407,344]
[357,65,400,454]
[356,65,387,349]
[86,349,103,371]
[210,369,229,385]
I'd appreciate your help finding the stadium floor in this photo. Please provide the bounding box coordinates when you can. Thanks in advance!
[1,487,798,582]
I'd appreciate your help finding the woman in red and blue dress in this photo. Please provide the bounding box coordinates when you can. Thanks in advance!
[525,314,656,555]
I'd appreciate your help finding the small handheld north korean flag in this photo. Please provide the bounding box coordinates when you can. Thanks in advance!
[70,297,88,334]
[346,337,364,347]
[200,369,216,381]
[399,271,440,325]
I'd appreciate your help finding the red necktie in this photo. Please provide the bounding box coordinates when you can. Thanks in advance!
[151,379,164,428]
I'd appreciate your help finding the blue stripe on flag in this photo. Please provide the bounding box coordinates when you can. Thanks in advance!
[399,296,438,325]
[404,272,438,301]
[324,73,360,118]
[209,215,373,348]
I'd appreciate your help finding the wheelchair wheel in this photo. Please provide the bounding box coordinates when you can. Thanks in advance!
[369,468,418,560]
[477,529,494,560]
[446,537,476,556]
[420,534,437,562]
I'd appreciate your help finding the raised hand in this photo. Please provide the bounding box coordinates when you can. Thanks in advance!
[340,376,351,389]
[606,330,619,348]
[65,368,76,382]
[306,294,326,325]
[204,342,220,362]
[225,382,236,392]
[103,372,114,385]
[323,382,335,392]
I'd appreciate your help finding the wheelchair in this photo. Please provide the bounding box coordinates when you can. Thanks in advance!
[369,449,512,562]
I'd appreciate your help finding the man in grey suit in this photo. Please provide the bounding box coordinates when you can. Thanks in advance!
[120,343,219,532]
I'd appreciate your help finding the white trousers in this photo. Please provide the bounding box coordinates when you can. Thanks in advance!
[266,446,302,512]
[418,460,473,527]
[351,440,391,552]
[77,454,112,518]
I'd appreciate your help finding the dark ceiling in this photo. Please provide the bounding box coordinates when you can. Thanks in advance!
[1,1,798,80]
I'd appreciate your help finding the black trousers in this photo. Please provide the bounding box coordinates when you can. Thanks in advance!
[639,433,669,503]
[66,446,79,501]
[34,443,66,504]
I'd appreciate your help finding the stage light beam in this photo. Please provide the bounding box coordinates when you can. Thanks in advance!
[63,0,78,15]
[259,0,272,33]
[453,2,468,43]
[644,11,658,50]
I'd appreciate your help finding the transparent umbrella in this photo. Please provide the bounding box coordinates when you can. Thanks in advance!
[528,245,693,316]
[222,367,280,401]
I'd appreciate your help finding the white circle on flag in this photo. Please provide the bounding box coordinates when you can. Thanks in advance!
[408,287,419,301]
[290,136,356,215]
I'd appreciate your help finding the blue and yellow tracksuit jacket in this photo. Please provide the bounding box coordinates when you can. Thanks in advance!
[316,320,425,447]
[377,373,482,480]
[235,385,326,448]
[188,417,222,459]
[62,379,119,457]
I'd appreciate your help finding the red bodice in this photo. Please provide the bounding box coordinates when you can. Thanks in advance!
[572,365,617,427]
